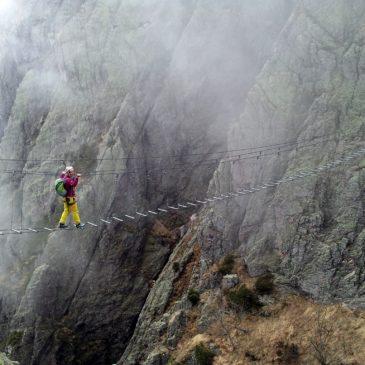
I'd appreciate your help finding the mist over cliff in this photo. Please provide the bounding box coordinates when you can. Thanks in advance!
[0,1,364,364]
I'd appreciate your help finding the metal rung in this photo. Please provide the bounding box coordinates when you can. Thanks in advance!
[100,219,111,224]
[125,215,135,220]
[11,229,21,234]
[196,200,207,204]
[43,227,53,231]
[148,210,158,215]
[27,228,38,232]
[178,204,188,208]
[112,216,124,222]
[221,194,231,198]
[187,202,197,207]
[206,198,215,202]
[212,196,223,200]
[157,208,168,213]
[87,221,98,227]
[167,206,179,210]
[136,212,148,217]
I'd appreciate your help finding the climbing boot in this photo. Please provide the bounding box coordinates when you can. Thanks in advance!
[76,223,85,230]
[59,223,68,229]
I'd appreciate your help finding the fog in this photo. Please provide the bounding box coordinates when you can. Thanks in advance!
[0,1,298,363]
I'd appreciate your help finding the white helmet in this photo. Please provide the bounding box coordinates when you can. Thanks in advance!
[65,166,74,174]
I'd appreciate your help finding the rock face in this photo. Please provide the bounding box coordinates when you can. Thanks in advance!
[0,1,294,364]
[221,274,239,290]
[119,0,365,363]
[205,0,365,305]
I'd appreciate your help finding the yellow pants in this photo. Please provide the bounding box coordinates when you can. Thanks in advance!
[59,197,81,225]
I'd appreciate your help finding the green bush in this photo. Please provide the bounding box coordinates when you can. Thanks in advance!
[195,343,215,365]
[218,254,235,275]
[254,273,275,295]
[226,285,262,312]
[74,143,98,173]
[0,330,24,350]
[245,351,260,361]
[172,262,180,272]
[188,288,200,306]
[276,341,300,364]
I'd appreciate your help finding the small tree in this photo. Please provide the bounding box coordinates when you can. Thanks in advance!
[276,341,300,364]
[254,273,275,295]
[172,262,180,272]
[309,308,340,365]
[218,254,235,275]
[195,344,215,365]
[226,285,262,312]
[188,289,200,306]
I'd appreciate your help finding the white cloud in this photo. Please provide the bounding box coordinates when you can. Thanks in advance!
[0,0,21,29]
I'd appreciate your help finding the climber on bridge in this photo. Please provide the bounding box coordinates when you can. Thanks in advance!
[58,166,85,229]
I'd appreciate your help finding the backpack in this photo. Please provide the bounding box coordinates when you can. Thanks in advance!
[55,178,67,197]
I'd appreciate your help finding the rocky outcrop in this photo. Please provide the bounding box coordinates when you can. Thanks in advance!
[119,0,365,363]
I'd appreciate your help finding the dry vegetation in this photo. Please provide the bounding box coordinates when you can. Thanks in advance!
[167,256,365,365]
[171,294,365,364]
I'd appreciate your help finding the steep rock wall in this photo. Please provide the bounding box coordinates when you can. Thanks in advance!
[120,1,365,363]
[0,1,293,364]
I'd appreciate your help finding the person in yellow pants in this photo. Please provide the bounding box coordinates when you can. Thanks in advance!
[60,197,81,226]
[59,166,85,229]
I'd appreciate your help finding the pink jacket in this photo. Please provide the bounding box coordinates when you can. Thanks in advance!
[60,173,78,197]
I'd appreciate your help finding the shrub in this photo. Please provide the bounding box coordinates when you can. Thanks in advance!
[172,262,180,272]
[0,330,23,352]
[254,273,275,295]
[226,285,262,312]
[74,143,98,172]
[245,351,260,361]
[6,331,23,347]
[188,288,200,306]
[218,254,235,275]
[195,343,215,365]
[276,341,300,364]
